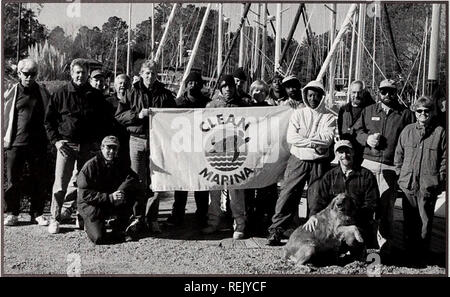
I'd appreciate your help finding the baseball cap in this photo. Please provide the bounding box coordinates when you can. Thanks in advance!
[379,79,396,89]
[102,135,120,147]
[91,69,105,78]
[334,140,353,153]
[282,75,300,86]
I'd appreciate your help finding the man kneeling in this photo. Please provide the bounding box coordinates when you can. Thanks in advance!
[77,136,144,244]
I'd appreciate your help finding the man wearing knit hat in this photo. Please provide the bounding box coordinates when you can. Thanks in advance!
[233,67,251,103]
[204,74,249,239]
[303,140,379,247]
[165,71,211,227]
[207,74,249,108]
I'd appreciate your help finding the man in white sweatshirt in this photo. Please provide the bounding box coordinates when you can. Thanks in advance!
[267,80,336,245]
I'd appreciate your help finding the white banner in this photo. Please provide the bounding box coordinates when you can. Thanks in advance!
[149,106,293,191]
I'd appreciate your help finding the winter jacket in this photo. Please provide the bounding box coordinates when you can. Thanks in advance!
[77,152,140,220]
[44,81,110,145]
[115,79,176,138]
[394,122,446,197]
[175,91,210,108]
[353,102,415,165]
[338,100,374,139]
[3,82,50,148]
[286,81,336,160]
[310,164,379,222]
[206,93,249,108]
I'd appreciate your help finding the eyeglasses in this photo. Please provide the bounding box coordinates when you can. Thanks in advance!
[415,109,431,114]
[380,89,395,95]
[20,71,37,77]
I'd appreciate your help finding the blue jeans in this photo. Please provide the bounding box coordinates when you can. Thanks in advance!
[51,142,98,221]
[129,135,159,223]
[269,155,328,233]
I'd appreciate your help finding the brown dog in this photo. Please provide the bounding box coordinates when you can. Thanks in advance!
[283,193,365,266]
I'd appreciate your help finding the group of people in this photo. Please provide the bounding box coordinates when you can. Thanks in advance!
[3,57,446,265]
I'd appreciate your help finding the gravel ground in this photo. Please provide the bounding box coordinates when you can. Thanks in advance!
[2,213,445,276]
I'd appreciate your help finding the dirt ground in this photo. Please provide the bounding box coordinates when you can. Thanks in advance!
[2,193,446,276]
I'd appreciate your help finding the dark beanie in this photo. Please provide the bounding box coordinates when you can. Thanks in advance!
[185,71,203,86]
[233,67,247,81]
[219,74,236,89]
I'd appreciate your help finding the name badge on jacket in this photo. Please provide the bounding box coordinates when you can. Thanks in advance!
[371,116,380,121]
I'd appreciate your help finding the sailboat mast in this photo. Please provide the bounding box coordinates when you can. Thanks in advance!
[126,3,132,75]
[239,4,246,67]
[316,4,358,81]
[422,14,428,96]
[426,3,441,97]
[372,4,378,91]
[280,4,303,70]
[329,4,337,101]
[355,3,366,80]
[154,4,179,64]
[261,3,267,81]
[114,31,118,78]
[274,3,282,72]
[218,3,223,75]
[177,4,212,97]
[151,3,155,60]
[347,13,356,101]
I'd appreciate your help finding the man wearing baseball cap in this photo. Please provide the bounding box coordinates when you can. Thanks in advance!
[265,73,288,106]
[166,71,211,227]
[77,136,145,244]
[353,78,415,253]
[89,69,105,91]
[280,75,305,109]
[304,140,379,248]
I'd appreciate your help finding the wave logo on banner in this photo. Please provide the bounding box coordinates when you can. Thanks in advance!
[199,114,254,185]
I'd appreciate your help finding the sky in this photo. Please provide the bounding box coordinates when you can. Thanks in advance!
[30,2,351,43]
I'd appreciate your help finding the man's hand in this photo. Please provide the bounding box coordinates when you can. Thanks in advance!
[287,99,300,109]
[302,215,318,233]
[111,190,125,206]
[55,140,74,158]
[367,133,380,148]
[138,108,149,119]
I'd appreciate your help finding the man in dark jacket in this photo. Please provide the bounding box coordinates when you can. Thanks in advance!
[203,75,249,240]
[115,60,176,233]
[3,58,50,227]
[304,140,379,247]
[353,79,415,250]
[337,80,375,164]
[395,96,446,265]
[77,136,144,244]
[233,67,251,103]
[105,74,131,166]
[44,58,111,234]
[166,71,210,227]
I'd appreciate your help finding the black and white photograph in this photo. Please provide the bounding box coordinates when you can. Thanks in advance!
[0,0,447,279]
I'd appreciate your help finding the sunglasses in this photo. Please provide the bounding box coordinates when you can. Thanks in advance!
[20,71,37,77]
[415,109,431,114]
[380,89,395,95]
